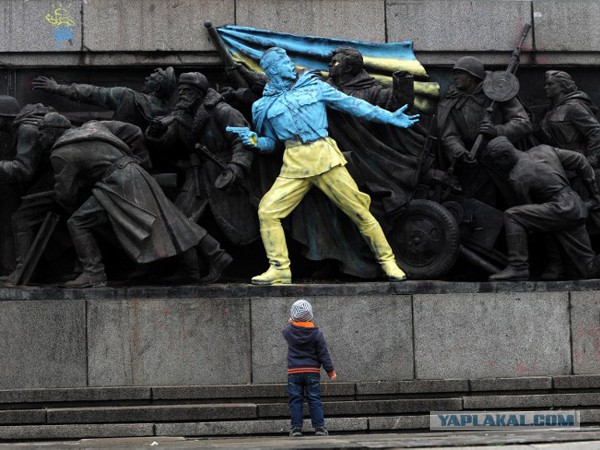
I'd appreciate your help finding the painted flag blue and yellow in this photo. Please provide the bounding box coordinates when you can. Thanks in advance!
[216,25,439,113]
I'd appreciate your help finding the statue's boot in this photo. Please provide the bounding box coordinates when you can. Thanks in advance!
[540,238,564,281]
[540,262,564,281]
[5,231,34,287]
[361,222,406,281]
[161,248,200,284]
[64,231,107,288]
[540,235,565,281]
[489,232,529,281]
[197,234,233,284]
[252,224,292,285]
[587,254,600,279]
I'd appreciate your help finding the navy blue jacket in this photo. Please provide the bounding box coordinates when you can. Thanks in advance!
[282,321,335,376]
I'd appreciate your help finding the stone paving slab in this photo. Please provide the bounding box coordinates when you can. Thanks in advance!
[554,375,600,389]
[1,431,600,448]
[356,379,468,396]
[0,0,83,52]
[88,298,252,386]
[470,377,553,392]
[0,387,151,404]
[236,0,385,42]
[3,280,600,301]
[152,383,353,400]
[368,415,429,430]
[156,417,367,437]
[251,295,414,383]
[414,292,570,380]
[47,404,257,424]
[570,292,600,375]
[387,0,532,52]
[0,410,45,425]
[0,300,87,390]
[0,423,153,440]
[579,409,600,423]
[258,398,463,417]
[83,0,233,52]
[464,393,600,409]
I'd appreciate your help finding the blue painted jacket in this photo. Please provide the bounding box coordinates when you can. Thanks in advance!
[282,321,335,376]
[253,71,399,151]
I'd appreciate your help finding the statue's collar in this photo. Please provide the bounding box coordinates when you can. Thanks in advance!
[263,70,320,97]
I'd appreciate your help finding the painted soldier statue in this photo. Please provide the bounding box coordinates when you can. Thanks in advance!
[32,67,177,130]
[233,47,419,285]
[41,113,232,287]
[482,136,600,281]
[437,56,532,204]
[146,72,258,281]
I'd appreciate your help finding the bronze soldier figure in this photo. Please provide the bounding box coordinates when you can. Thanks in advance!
[482,136,600,281]
[146,72,257,281]
[539,70,600,167]
[6,116,150,286]
[327,47,414,111]
[437,56,532,204]
[0,98,55,277]
[32,67,177,129]
[41,113,231,287]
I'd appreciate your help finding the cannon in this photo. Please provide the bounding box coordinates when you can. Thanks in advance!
[388,118,507,280]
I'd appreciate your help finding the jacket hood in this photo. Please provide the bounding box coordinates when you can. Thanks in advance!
[560,90,599,114]
[283,323,320,345]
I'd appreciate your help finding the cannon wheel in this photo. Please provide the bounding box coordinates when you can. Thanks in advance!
[390,199,460,279]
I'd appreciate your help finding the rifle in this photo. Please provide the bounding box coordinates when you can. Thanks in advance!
[194,143,227,172]
[418,116,462,198]
[469,23,532,158]
[204,21,249,89]
[13,211,60,286]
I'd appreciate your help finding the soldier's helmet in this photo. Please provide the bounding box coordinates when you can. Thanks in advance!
[178,72,209,93]
[0,96,20,118]
[452,56,485,80]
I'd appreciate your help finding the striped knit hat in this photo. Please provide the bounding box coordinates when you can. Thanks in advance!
[290,299,313,322]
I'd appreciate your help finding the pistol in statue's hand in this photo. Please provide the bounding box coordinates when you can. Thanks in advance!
[391,104,419,128]
[225,126,259,148]
[32,76,58,92]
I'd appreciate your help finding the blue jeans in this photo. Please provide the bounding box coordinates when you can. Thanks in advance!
[287,373,325,429]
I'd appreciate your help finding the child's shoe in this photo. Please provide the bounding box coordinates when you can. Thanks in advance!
[315,427,329,436]
[289,428,302,437]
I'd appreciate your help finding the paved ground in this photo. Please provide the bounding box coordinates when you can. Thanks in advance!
[3,429,600,449]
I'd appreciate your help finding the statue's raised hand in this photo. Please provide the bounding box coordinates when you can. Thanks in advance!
[391,104,419,128]
[32,76,59,92]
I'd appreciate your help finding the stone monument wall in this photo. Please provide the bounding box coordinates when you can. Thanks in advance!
[1,0,599,114]
[2,285,599,389]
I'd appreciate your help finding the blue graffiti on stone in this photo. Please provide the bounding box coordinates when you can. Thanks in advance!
[53,25,74,43]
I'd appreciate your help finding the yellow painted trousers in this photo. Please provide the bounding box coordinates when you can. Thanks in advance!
[258,164,397,271]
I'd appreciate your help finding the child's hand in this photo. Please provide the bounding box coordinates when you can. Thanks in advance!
[329,371,337,381]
